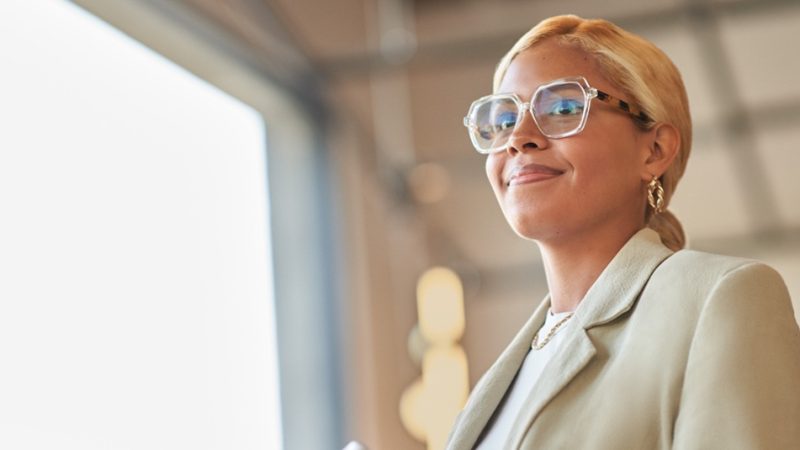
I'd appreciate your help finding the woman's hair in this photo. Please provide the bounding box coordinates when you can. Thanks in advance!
[493,15,692,251]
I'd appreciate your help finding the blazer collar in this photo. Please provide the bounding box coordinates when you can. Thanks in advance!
[573,227,674,329]
[445,297,551,450]
[446,228,673,450]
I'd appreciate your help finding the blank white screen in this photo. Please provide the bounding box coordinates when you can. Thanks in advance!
[0,1,282,449]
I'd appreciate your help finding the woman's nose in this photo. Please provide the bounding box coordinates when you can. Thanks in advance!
[505,109,549,155]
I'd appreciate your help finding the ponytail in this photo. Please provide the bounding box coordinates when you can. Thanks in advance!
[647,209,685,251]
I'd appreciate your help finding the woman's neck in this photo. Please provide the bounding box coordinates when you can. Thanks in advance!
[539,222,643,313]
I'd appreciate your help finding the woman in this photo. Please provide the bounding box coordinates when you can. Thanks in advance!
[447,15,800,450]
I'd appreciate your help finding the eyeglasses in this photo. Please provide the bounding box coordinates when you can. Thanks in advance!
[463,76,652,154]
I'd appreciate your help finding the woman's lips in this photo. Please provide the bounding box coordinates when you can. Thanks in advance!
[507,163,564,186]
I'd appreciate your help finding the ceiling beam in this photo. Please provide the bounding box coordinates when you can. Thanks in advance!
[318,0,799,78]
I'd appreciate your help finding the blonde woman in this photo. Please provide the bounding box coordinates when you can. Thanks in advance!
[448,15,800,449]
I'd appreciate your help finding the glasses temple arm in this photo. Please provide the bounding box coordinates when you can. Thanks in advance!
[594,88,653,123]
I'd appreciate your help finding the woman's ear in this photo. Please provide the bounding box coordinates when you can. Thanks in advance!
[640,122,680,181]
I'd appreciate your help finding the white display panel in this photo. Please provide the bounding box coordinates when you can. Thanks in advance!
[0,1,282,449]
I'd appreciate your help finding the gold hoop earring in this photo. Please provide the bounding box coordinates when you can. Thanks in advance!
[647,176,665,214]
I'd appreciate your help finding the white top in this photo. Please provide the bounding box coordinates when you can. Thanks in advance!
[475,309,574,449]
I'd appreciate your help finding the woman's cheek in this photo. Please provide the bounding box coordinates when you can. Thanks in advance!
[485,155,505,195]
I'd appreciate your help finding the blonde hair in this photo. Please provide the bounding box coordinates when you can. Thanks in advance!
[494,15,692,251]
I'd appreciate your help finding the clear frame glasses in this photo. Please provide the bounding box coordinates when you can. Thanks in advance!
[463,76,652,154]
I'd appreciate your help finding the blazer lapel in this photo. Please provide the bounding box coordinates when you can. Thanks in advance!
[505,228,674,448]
[445,298,551,450]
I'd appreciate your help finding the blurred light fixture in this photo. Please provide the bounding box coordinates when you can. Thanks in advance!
[417,266,465,343]
[421,345,469,449]
[400,266,469,450]
[399,378,427,442]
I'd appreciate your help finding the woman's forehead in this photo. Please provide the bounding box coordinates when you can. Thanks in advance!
[497,41,611,97]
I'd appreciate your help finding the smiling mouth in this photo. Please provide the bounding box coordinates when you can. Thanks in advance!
[507,164,564,187]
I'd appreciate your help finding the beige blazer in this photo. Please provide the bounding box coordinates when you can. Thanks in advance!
[446,228,800,450]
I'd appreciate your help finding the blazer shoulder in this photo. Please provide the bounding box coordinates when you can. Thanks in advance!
[648,248,789,309]
[656,248,783,284]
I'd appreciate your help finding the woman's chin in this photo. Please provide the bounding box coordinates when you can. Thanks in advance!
[504,211,584,243]
[507,219,556,242]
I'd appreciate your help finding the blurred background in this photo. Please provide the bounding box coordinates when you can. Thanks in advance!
[1,0,798,449]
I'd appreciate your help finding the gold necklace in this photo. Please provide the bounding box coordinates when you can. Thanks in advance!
[531,312,575,350]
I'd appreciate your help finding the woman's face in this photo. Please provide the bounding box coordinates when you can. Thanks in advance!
[486,39,651,242]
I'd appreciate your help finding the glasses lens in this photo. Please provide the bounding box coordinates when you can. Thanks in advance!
[468,96,519,152]
[533,82,587,137]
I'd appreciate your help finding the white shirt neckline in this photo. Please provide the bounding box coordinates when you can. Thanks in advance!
[475,309,575,449]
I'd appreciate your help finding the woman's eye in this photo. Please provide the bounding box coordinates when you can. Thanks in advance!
[548,99,584,116]
[494,111,518,130]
